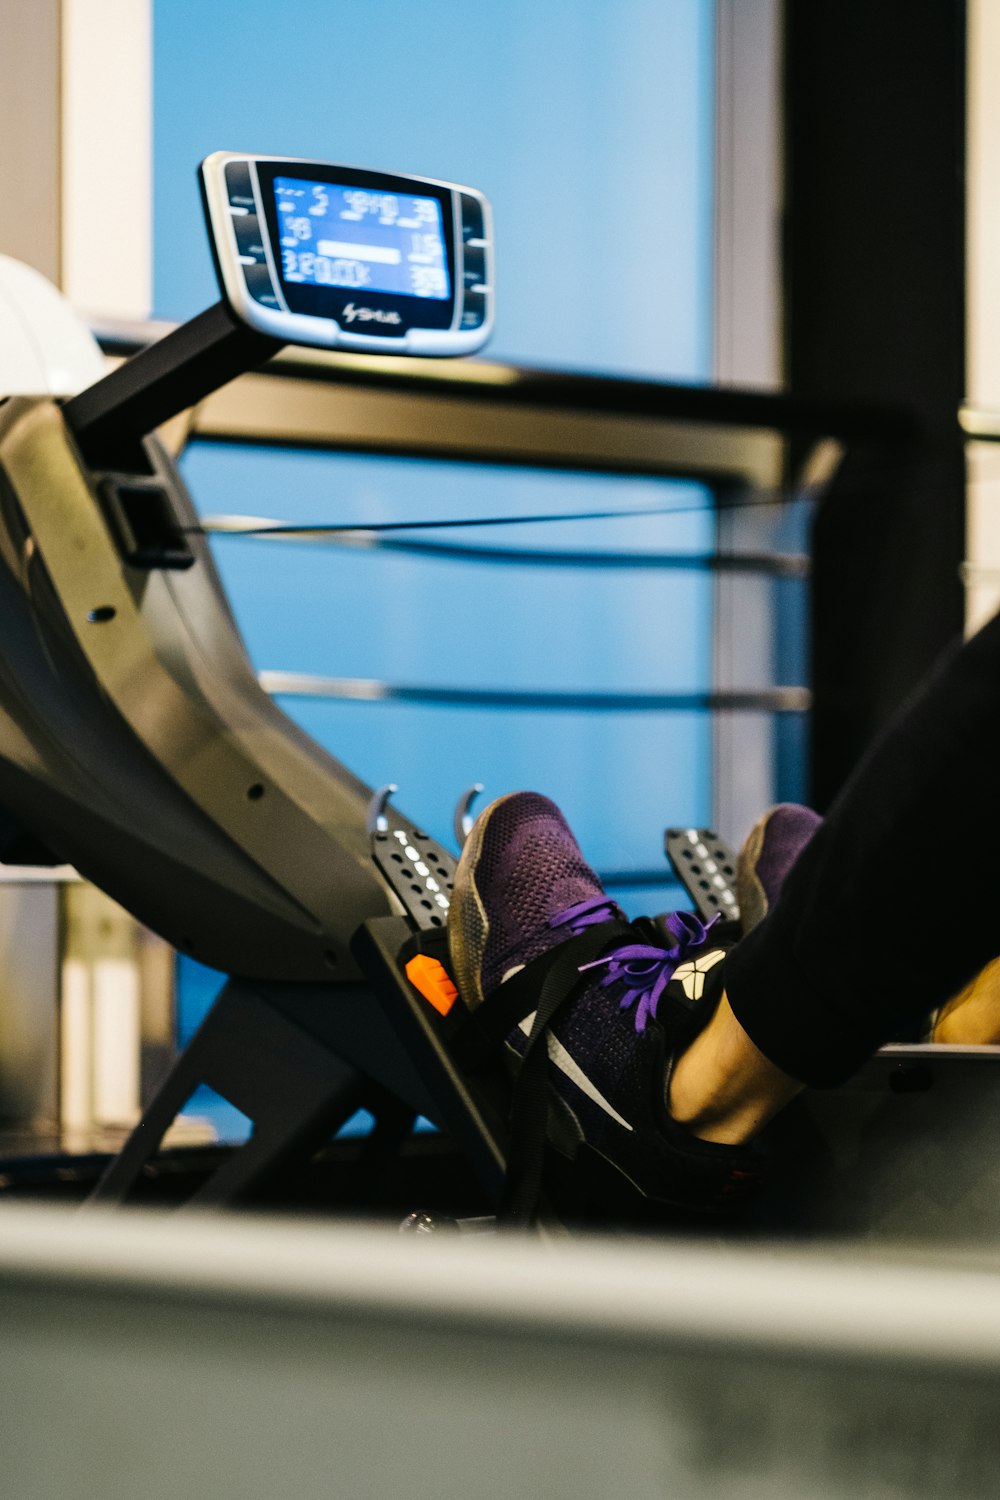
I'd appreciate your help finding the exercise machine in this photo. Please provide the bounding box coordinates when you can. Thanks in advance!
[1,152,984,1239]
[0,153,532,1216]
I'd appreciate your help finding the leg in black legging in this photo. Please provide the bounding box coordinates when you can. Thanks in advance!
[724,609,1000,1087]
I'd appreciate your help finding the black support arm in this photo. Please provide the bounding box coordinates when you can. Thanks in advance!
[63,300,280,472]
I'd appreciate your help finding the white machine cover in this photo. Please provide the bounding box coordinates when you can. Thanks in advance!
[0,256,106,398]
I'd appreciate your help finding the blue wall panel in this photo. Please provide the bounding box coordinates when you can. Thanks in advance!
[153,0,715,378]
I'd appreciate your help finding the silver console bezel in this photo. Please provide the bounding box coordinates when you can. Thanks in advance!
[201,151,493,357]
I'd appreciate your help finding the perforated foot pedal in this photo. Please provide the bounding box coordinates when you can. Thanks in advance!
[665,827,740,924]
[367,784,457,931]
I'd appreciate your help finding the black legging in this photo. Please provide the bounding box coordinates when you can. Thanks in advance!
[724,608,1000,1086]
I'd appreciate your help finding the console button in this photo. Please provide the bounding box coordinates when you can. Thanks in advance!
[234,214,265,258]
[460,290,487,329]
[243,263,279,307]
[225,161,256,210]
[462,244,486,289]
[460,193,484,243]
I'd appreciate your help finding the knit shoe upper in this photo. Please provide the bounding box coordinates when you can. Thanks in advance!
[737,802,821,934]
[448,791,611,1006]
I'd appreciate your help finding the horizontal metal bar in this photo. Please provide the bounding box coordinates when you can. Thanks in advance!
[93,320,908,489]
[200,504,711,536]
[260,671,811,713]
[0,866,79,885]
[315,540,810,577]
[95,319,915,439]
[598,869,687,889]
[962,560,1000,583]
[192,367,788,487]
[960,405,1000,441]
[202,515,810,576]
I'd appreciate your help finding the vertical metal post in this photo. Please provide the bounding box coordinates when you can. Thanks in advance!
[712,0,784,842]
[965,1,1000,635]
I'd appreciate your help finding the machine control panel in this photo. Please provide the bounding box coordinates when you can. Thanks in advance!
[201,152,493,355]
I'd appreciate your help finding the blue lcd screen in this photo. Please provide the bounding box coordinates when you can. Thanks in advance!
[273,176,451,300]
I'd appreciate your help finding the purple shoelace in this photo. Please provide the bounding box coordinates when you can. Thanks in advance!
[550,896,720,1034]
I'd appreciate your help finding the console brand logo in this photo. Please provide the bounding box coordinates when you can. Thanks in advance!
[342,303,402,326]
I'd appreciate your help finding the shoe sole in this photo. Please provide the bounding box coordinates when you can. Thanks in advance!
[547,1140,752,1226]
[448,791,521,1011]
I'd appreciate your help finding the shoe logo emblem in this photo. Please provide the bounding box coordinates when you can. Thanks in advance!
[672,948,725,1001]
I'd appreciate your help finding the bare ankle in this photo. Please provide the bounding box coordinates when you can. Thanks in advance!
[668,993,802,1145]
[932,956,1000,1045]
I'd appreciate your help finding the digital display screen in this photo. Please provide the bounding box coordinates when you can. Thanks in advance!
[273,175,451,300]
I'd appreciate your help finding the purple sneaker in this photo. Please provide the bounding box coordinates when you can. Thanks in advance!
[449,792,761,1222]
[737,803,821,934]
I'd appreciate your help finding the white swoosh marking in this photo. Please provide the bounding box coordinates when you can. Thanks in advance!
[518,1013,633,1132]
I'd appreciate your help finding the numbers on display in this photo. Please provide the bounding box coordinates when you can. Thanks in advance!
[282,247,371,288]
[273,177,449,300]
[342,190,401,224]
[409,264,447,297]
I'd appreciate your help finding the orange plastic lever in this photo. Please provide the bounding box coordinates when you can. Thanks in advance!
[405,953,459,1016]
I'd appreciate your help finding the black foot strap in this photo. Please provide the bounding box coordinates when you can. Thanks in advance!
[448,918,634,1228]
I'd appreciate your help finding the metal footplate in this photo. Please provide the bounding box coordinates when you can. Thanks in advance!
[664,826,740,925]
[360,785,514,1212]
